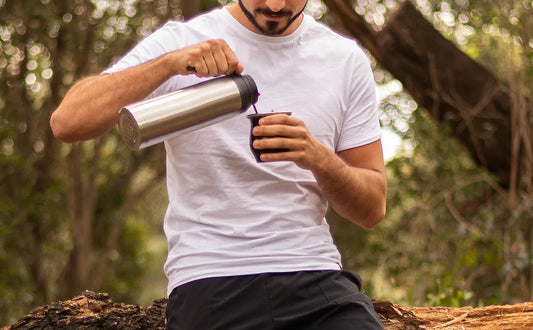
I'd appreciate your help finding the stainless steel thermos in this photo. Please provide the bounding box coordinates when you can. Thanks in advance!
[118,74,258,150]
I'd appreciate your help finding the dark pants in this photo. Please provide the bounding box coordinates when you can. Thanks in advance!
[166,270,384,330]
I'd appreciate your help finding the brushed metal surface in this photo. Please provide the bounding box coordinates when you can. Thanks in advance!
[118,77,247,150]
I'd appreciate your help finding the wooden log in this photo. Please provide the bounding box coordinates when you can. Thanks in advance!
[5,291,533,329]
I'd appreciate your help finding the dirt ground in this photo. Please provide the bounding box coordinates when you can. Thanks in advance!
[4,291,533,329]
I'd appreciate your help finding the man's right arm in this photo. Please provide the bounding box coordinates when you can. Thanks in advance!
[50,39,243,142]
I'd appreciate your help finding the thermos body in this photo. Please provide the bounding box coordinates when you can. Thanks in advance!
[118,74,258,150]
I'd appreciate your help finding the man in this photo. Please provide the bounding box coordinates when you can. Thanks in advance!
[51,0,387,328]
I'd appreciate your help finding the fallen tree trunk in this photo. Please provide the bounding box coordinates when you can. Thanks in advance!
[4,291,533,329]
[323,0,523,187]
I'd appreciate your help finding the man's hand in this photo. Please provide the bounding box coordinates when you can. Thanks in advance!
[251,114,329,170]
[252,114,387,229]
[169,39,244,77]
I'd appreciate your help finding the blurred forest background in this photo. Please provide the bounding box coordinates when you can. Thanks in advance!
[0,0,531,326]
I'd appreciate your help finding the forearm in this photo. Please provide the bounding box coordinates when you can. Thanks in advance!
[50,54,176,142]
[51,38,243,142]
[311,149,387,229]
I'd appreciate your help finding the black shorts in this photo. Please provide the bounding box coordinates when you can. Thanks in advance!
[166,270,384,330]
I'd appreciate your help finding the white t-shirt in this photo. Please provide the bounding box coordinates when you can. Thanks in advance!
[104,7,381,296]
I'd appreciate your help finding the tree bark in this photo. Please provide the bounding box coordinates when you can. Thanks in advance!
[323,0,525,187]
[8,292,533,329]
[181,0,201,19]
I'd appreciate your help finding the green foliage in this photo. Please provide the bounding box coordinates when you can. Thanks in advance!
[101,216,151,303]
[421,0,532,88]
[426,281,474,307]
[202,0,225,12]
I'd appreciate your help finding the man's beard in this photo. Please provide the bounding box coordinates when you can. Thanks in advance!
[238,0,307,36]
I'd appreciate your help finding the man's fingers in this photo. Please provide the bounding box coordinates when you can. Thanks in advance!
[220,40,241,75]
[184,39,242,77]
[257,114,297,126]
[252,116,306,139]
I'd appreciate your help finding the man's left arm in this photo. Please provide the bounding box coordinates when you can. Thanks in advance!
[312,140,387,229]
[252,115,387,229]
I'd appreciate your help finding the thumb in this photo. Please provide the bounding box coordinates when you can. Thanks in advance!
[234,62,244,75]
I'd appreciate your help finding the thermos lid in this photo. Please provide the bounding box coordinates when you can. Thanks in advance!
[230,74,259,110]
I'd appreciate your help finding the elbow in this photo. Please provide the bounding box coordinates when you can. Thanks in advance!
[354,184,388,230]
[343,195,386,230]
[50,110,77,143]
[50,109,114,142]
[359,202,386,230]
[363,178,388,229]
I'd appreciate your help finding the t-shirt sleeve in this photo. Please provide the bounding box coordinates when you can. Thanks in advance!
[101,21,187,97]
[336,47,381,152]
[102,21,183,75]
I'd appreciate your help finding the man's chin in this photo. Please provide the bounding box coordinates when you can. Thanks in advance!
[257,19,290,35]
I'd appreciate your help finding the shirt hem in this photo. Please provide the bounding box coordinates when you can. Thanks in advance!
[166,263,342,296]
